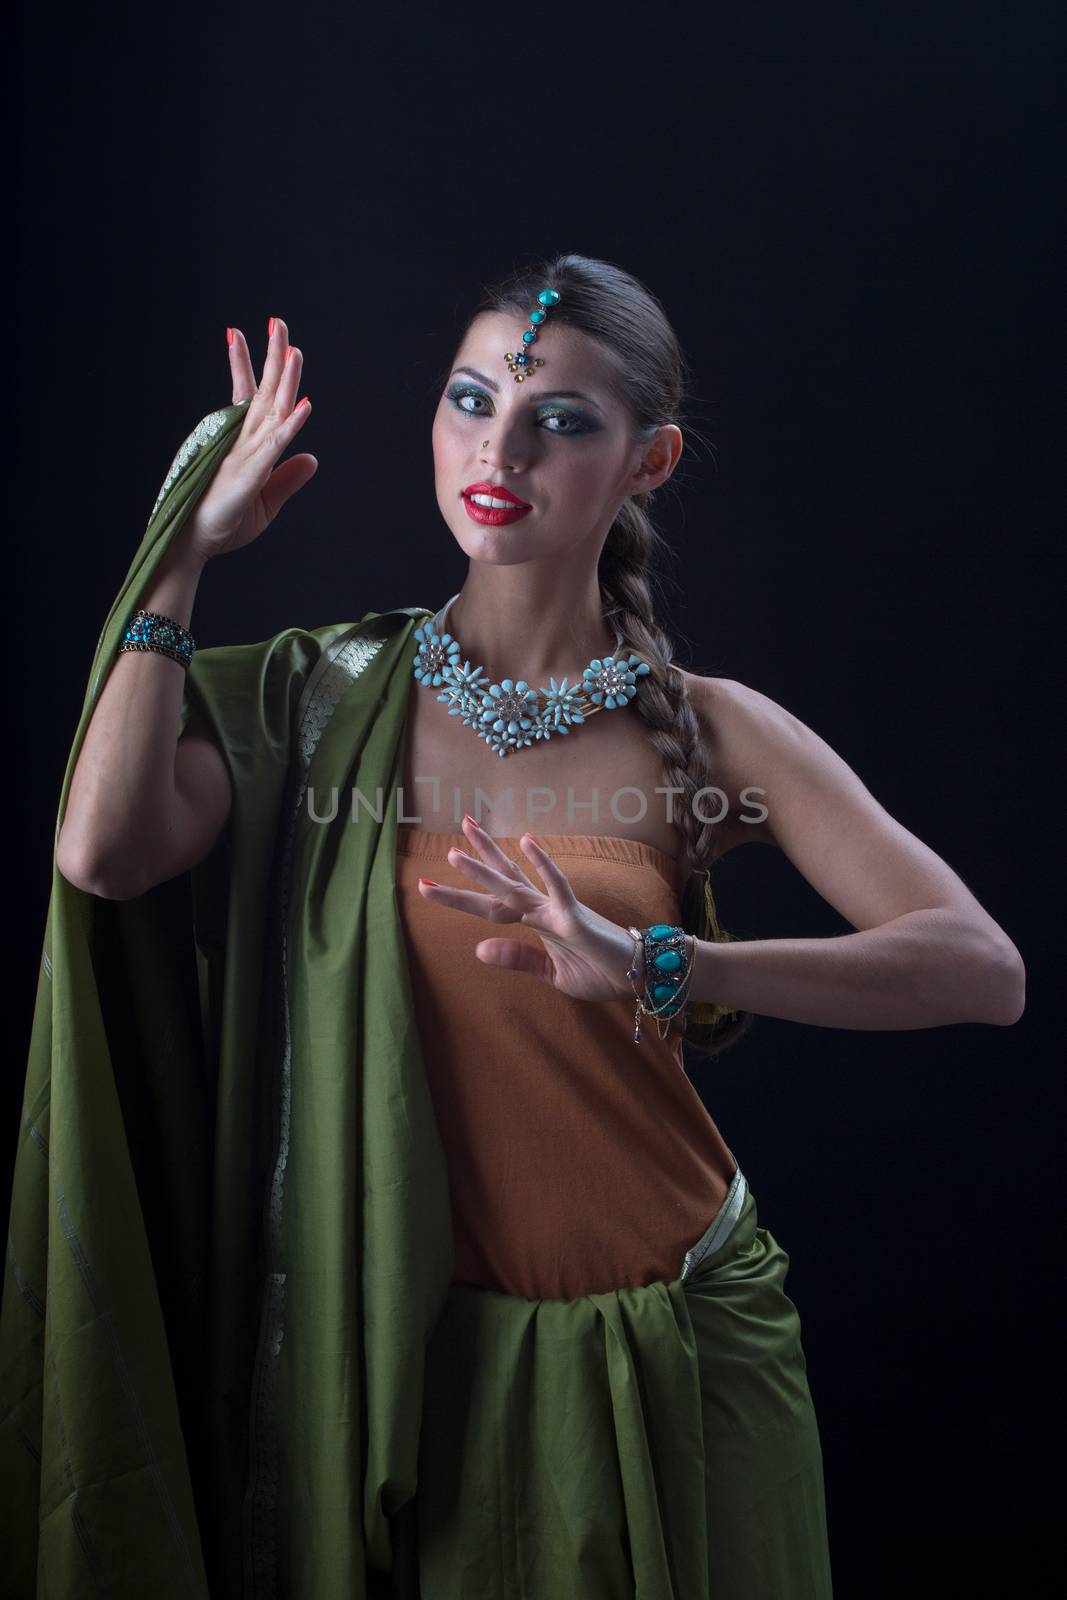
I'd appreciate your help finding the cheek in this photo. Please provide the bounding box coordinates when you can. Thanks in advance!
[552,445,615,495]
[432,410,462,471]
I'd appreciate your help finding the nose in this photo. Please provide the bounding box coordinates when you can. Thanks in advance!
[478,409,534,470]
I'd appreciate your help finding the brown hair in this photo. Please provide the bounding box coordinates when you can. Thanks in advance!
[449,252,754,1058]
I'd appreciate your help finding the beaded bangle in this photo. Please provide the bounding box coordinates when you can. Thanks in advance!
[118,608,196,669]
[626,923,696,1044]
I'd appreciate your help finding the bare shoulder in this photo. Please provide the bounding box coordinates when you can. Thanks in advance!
[678,670,780,851]
[678,670,1023,958]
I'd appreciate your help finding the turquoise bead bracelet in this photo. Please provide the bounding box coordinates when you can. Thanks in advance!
[626,923,697,1045]
[118,608,197,669]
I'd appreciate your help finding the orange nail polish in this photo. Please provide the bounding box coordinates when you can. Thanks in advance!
[226,327,234,347]
[268,316,276,338]
[419,877,439,887]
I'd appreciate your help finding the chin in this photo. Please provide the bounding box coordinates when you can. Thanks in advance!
[455,536,537,567]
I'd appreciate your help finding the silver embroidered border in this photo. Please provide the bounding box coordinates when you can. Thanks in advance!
[679,1165,748,1281]
[245,617,396,1597]
[148,408,231,526]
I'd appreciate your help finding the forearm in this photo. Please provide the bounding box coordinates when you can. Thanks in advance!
[56,545,207,890]
[688,908,1026,1029]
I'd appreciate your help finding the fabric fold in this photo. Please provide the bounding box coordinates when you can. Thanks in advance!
[414,1183,831,1600]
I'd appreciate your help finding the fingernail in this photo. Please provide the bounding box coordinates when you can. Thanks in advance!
[285,345,295,363]
[268,316,276,338]
[464,813,479,828]
[419,877,439,887]
[297,396,311,409]
[226,327,234,347]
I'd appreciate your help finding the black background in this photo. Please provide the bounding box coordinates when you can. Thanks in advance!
[9,3,1062,1593]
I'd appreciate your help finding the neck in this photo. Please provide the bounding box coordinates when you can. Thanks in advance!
[440,568,622,685]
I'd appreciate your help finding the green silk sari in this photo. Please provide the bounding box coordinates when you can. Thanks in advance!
[1,404,832,1597]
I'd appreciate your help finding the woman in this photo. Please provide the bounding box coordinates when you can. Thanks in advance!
[1,254,1024,1599]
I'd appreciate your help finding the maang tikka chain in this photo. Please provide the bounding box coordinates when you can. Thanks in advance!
[480,283,561,441]
[504,287,562,382]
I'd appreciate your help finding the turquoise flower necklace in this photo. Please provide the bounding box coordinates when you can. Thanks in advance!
[412,592,653,759]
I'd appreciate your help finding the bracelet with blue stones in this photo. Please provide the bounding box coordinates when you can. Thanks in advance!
[117,608,196,668]
[626,923,696,1044]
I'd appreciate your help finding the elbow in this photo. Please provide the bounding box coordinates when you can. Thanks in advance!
[55,837,145,902]
[975,937,1027,1027]
[56,858,140,901]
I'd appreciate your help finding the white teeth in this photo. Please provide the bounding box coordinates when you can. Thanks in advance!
[470,493,526,510]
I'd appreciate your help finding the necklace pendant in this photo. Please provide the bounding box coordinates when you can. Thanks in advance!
[411,620,460,687]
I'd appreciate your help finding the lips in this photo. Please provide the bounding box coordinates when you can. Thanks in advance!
[462,481,531,508]
[463,496,531,527]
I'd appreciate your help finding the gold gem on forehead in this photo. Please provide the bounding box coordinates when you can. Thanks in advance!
[504,286,562,382]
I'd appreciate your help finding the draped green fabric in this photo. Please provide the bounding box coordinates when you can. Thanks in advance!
[1,404,833,1597]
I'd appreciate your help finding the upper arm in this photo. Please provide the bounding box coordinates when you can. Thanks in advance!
[689,673,1011,937]
[149,713,234,889]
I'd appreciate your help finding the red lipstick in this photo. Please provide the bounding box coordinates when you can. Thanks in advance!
[462,481,533,526]
[463,481,530,506]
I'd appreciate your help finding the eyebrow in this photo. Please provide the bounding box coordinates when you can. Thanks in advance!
[449,366,605,411]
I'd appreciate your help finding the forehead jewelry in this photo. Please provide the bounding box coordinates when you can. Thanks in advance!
[504,286,562,383]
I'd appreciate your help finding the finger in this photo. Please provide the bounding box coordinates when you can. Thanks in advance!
[460,815,541,891]
[417,880,527,923]
[474,937,555,982]
[257,314,290,411]
[227,327,257,403]
[518,834,578,907]
[276,343,304,415]
[258,451,319,523]
[446,844,541,901]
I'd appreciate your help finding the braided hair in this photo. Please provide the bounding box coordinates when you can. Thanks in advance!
[455,252,754,1060]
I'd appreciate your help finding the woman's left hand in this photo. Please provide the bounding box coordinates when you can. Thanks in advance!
[416,817,643,1004]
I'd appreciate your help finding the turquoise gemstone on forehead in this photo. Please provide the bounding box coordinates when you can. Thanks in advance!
[530,309,546,324]
[522,330,537,344]
[538,288,561,306]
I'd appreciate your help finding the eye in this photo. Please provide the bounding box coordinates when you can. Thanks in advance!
[445,384,592,436]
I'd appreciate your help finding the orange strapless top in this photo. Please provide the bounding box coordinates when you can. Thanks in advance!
[394,828,739,1301]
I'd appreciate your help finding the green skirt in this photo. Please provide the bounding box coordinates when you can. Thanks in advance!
[399,1167,834,1599]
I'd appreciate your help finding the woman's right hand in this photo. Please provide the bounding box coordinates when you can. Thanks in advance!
[179,315,317,565]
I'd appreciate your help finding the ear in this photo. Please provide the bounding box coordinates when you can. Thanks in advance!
[627,424,683,495]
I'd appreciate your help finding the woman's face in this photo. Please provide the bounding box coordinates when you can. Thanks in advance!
[432,311,661,568]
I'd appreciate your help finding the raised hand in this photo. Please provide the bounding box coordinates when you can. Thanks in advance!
[417,815,645,1004]
[179,316,318,565]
